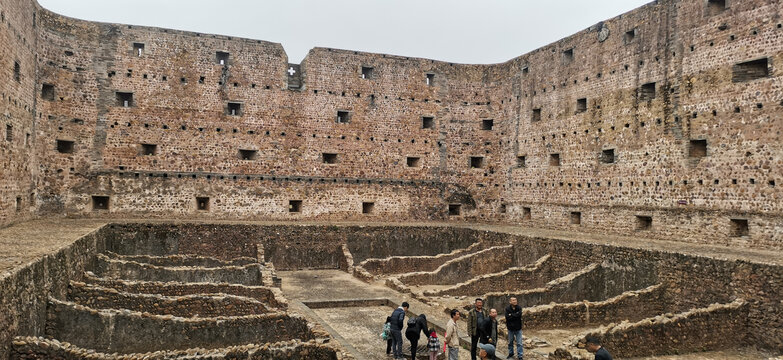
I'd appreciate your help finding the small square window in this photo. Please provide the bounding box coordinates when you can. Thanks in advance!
[563,48,574,63]
[523,207,531,220]
[448,204,461,216]
[216,51,229,65]
[601,149,615,164]
[570,211,582,225]
[576,98,587,113]
[239,149,257,160]
[481,119,494,131]
[116,92,133,107]
[689,139,707,158]
[196,197,210,211]
[92,196,109,211]
[133,42,144,56]
[426,73,435,86]
[227,102,242,116]
[140,143,157,156]
[41,84,55,101]
[362,202,375,214]
[56,139,74,153]
[406,157,421,167]
[361,66,374,79]
[624,29,636,43]
[531,108,541,122]
[517,155,526,168]
[636,215,652,230]
[707,0,726,16]
[470,156,484,169]
[323,153,338,164]
[639,82,656,100]
[289,200,302,213]
[336,110,351,123]
[422,116,434,129]
[732,58,769,82]
[730,218,748,237]
[550,153,561,166]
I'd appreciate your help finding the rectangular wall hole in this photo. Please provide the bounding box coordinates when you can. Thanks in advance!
[362,202,375,214]
[570,211,582,225]
[216,51,229,65]
[689,139,708,158]
[563,48,574,63]
[5,124,12,141]
[523,207,531,220]
[601,149,615,164]
[116,92,133,107]
[576,98,587,113]
[322,153,338,164]
[56,139,74,153]
[470,156,484,169]
[196,197,210,211]
[708,0,726,15]
[624,29,636,43]
[361,66,374,79]
[732,58,769,82]
[531,108,541,122]
[13,61,20,82]
[133,42,144,56]
[227,102,242,116]
[92,196,109,211]
[289,200,302,213]
[426,73,435,86]
[41,83,55,101]
[140,143,157,156]
[636,215,652,230]
[730,218,749,237]
[238,149,258,160]
[481,119,494,130]
[422,116,434,129]
[499,204,507,214]
[550,153,561,166]
[517,155,526,168]
[336,110,351,123]
[406,156,421,167]
[448,204,461,216]
[639,82,656,100]
[15,196,21,212]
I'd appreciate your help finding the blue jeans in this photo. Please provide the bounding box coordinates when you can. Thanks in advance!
[508,329,523,359]
[391,329,403,358]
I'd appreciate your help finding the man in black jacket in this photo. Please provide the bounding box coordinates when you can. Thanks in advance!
[504,297,523,359]
[405,314,430,360]
[585,336,613,360]
[478,308,498,358]
[389,302,409,359]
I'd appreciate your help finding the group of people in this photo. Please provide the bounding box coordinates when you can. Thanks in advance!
[383,298,612,360]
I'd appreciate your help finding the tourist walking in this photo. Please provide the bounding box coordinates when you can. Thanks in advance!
[427,330,440,360]
[389,302,409,359]
[383,316,393,356]
[505,297,523,359]
[405,313,430,360]
[467,298,489,360]
[584,336,613,360]
[444,309,460,360]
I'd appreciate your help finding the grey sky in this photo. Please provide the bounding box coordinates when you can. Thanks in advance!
[37,0,651,64]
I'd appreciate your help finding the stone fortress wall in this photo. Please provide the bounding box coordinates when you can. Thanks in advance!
[0,0,781,249]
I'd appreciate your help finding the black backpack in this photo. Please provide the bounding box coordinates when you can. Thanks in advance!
[407,317,417,328]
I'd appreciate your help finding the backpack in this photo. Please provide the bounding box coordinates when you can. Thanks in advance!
[407,317,417,328]
[381,322,391,340]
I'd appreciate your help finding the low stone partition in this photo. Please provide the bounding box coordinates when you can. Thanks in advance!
[358,242,486,276]
[104,252,257,267]
[83,273,285,309]
[45,298,319,354]
[68,281,273,317]
[11,337,340,359]
[398,245,514,286]
[93,254,262,286]
[424,255,555,297]
[551,299,749,359]
[523,284,666,329]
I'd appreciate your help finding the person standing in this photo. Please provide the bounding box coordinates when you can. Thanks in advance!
[405,313,430,360]
[584,336,613,360]
[478,308,498,357]
[444,309,460,360]
[505,297,523,359]
[427,330,440,360]
[467,298,489,360]
[389,302,409,359]
[383,316,393,356]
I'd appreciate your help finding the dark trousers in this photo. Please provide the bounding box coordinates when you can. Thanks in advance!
[471,334,480,360]
[391,329,403,358]
[409,337,419,359]
[387,338,393,354]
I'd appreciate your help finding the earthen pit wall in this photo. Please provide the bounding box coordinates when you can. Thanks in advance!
[93,255,263,285]
[46,299,316,354]
[83,274,286,310]
[359,241,487,276]
[0,0,39,227]
[68,281,272,317]
[0,225,109,359]
[398,245,515,286]
[425,255,559,297]
[11,338,340,360]
[104,252,257,267]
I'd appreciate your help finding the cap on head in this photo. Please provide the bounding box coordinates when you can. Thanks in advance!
[478,343,495,358]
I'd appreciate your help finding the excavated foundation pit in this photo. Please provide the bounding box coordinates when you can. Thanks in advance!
[1,222,781,360]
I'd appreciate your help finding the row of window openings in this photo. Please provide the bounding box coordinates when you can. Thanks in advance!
[516,140,709,168]
[94,195,377,214]
[4,124,31,146]
[10,193,35,212]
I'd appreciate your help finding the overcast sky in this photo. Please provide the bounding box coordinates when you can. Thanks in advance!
[37,0,651,64]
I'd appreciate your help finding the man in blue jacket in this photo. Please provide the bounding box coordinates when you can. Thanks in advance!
[389,302,409,359]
